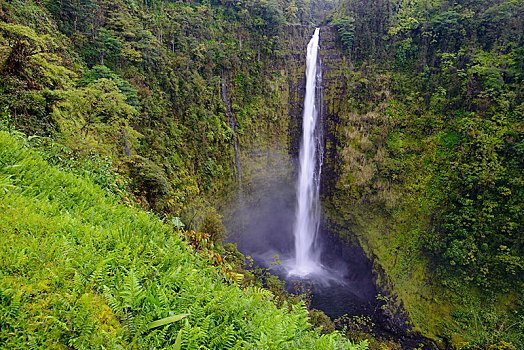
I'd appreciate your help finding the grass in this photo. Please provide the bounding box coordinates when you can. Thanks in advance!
[0,130,368,349]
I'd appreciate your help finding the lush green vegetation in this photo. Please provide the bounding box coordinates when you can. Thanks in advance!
[326,0,523,348]
[1,0,523,348]
[0,130,370,349]
[0,3,371,348]
[0,0,326,220]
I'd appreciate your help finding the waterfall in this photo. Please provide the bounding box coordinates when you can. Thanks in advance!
[290,28,323,277]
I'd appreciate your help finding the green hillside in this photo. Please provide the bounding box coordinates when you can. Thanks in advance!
[0,130,367,349]
[324,0,523,347]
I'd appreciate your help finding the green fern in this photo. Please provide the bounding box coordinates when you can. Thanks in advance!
[131,313,150,342]
[249,286,274,300]
[73,270,86,294]
[121,269,144,309]
[7,291,21,317]
[89,259,108,286]
[210,323,237,349]
[56,293,73,312]
[0,131,372,350]
[157,285,170,309]
[103,286,122,316]
[121,307,135,341]
[0,171,18,194]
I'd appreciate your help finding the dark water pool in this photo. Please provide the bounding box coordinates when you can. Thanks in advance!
[224,184,437,349]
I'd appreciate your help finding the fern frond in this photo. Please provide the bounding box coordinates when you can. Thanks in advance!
[8,292,21,317]
[121,307,135,341]
[210,323,237,349]
[158,285,169,309]
[56,293,73,311]
[121,269,144,309]
[132,313,150,340]
[69,337,89,350]
[103,286,122,316]
[90,257,112,286]
[73,271,86,293]
[250,286,274,300]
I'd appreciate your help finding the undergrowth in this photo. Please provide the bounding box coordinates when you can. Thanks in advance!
[0,130,368,349]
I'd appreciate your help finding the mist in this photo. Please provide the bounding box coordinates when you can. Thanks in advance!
[224,151,297,267]
[222,149,377,318]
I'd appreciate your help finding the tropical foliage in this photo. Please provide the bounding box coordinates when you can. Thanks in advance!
[327,0,523,347]
[0,0,522,348]
[0,130,368,349]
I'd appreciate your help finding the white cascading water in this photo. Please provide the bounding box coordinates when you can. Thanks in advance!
[290,28,323,277]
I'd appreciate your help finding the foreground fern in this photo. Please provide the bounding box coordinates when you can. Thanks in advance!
[0,130,367,349]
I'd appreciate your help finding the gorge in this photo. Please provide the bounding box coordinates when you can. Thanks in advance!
[0,0,522,349]
[226,26,434,348]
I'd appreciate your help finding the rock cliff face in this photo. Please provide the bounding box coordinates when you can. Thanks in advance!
[224,26,347,205]
[219,25,347,179]
[318,27,350,203]
[222,25,335,243]
[222,24,356,245]
[282,25,310,158]
[221,25,313,241]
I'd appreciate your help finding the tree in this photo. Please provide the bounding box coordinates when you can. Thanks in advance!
[333,16,355,53]
[53,78,139,156]
[80,65,138,106]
